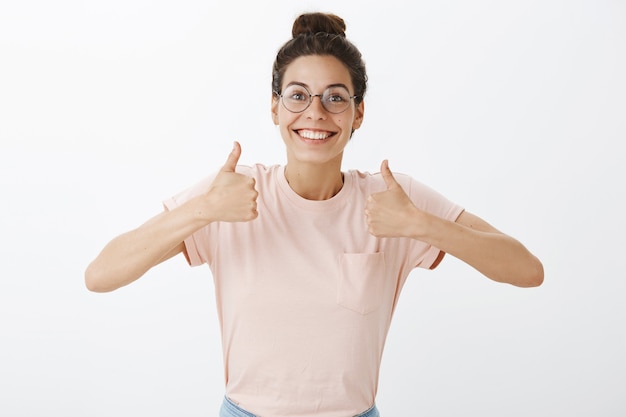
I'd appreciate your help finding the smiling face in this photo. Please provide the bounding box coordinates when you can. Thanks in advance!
[271,55,364,168]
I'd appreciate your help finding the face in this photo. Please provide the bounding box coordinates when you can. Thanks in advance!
[271,55,364,167]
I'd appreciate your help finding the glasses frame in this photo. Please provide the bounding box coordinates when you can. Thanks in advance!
[274,85,358,114]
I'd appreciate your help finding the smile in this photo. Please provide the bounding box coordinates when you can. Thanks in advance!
[297,129,335,140]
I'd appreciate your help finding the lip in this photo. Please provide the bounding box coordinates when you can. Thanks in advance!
[294,128,337,144]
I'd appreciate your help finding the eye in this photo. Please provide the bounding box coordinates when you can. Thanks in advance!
[284,86,309,102]
[329,95,345,103]
[290,93,307,101]
[324,88,350,103]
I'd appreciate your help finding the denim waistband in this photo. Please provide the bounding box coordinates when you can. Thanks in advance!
[219,396,380,417]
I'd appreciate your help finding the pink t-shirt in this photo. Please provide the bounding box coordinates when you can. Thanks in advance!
[164,164,463,417]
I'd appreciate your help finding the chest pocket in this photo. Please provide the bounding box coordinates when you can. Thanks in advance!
[336,252,386,315]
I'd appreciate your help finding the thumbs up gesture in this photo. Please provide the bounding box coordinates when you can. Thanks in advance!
[365,160,420,238]
[203,141,258,223]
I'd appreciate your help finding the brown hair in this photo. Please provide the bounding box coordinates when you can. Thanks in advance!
[272,12,367,104]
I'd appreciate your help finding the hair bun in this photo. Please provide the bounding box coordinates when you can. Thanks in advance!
[292,12,346,38]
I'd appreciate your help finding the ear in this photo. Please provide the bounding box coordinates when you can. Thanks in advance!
[352,101,365,131]
[271,94,280,125]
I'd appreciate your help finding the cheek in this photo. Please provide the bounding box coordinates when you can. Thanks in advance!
[277,111,296,127]
[337,118,352,132]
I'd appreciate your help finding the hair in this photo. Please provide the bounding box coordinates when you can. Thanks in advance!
[272,12,367,105]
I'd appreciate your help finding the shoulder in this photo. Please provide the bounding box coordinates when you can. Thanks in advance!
[347,168,414,193]
[236,163,283,192]
[234,163,276,176]
[349,168,461,214]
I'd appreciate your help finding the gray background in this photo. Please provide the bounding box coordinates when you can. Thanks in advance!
[1,0,624,415]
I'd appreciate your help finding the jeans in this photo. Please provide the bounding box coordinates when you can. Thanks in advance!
[219,396,380,417]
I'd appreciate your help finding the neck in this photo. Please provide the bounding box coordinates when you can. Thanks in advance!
[284,164,344,201]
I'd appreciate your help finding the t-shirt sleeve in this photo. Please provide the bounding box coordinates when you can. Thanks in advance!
[397,174,465,269]
[162,174,217,267]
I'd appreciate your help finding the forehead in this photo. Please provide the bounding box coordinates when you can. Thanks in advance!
[282,55,353,91]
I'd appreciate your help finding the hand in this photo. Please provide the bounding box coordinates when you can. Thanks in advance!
[365,160,421,238]
[203,141,258,222]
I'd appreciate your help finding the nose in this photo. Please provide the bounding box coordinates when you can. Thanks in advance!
[305,94,327,119]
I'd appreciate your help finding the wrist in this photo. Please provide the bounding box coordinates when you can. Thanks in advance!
[187,194,216,225]
[408,210,434,241]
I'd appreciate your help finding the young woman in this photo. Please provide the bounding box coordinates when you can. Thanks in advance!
[85,12,543,417]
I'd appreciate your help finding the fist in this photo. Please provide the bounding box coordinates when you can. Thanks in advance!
[204,141,258,222]
[365,160,418,237]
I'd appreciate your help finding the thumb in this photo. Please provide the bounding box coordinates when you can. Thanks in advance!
[221,141,241,173]
[381,159,399,190]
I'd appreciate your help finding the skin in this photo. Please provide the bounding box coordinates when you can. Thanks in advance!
[271,55,364,201]
[84,55,543,293]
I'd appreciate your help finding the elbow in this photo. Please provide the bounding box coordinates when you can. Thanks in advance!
[495,256,544,288]
[84,262,115,293]
[519,257,544,288]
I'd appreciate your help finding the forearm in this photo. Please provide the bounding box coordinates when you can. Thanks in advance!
[415,211,544,287]
[84,199,207,292]
[85,142,259,292]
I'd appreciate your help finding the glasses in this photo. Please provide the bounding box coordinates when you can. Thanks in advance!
[275,84,358,114]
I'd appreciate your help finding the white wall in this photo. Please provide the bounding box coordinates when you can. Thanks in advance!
[1,0,624,415]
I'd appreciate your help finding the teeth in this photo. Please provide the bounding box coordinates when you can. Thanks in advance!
[299,130,330,140]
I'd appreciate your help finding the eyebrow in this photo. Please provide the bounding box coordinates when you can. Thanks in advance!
[285,81,351,92]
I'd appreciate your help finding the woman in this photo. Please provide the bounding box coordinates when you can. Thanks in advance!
[85,12,543,417]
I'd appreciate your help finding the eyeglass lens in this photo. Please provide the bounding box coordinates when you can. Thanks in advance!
[281,85,353,114]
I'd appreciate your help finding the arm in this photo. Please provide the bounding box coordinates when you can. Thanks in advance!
[365,160,543,287]
[85,205,202,293]
[84,142,258,292]
[418,210,543,287]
